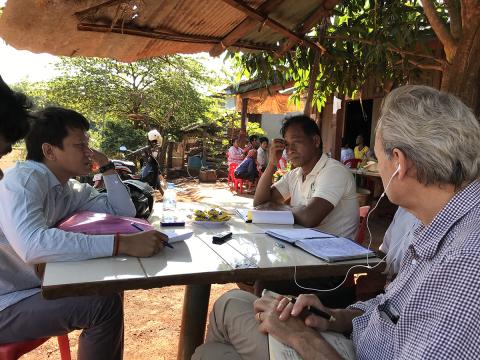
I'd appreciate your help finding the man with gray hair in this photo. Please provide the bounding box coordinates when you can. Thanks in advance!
[193,85,480,359]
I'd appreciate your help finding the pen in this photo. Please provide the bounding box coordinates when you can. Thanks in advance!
[289,296,336,322]
[131,222,174,249]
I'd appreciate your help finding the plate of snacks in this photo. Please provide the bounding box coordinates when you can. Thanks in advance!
[192,209,231,226]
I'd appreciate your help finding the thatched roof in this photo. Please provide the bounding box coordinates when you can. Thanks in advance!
[0,0,338,62]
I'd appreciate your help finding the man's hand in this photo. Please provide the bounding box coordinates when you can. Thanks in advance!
[269,138,286,165]
[253,293,345,360]
[118,230,168,257]
[254,293,331,332]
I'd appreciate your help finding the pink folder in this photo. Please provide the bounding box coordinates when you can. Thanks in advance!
[56,211,153,235]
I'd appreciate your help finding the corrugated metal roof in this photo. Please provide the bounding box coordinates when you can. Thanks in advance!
[0,0,334,62]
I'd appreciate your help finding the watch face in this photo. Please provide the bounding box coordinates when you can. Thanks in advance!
[100,161,115,173]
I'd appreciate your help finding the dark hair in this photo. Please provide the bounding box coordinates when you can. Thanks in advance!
[248,134,258,143]
[26,107,90,162]
[259,136,268,144]
[0,76,31,143]
[281,115,322,148]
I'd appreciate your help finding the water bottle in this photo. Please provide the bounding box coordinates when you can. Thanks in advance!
[163,182,177,212]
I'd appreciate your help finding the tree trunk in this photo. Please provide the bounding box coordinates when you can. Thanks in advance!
[440,21,480,116]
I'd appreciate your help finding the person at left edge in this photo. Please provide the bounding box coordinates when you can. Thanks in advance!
[0,76,30,179]
[0,106,168,360]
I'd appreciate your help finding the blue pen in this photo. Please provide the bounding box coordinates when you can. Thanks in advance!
[131,222,174,249]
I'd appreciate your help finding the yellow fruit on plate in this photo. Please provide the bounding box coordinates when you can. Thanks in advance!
[193,208,231,222]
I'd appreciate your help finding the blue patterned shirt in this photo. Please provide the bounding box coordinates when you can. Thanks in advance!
[350,180,480,359]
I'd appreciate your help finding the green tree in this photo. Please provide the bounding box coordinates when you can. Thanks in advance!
[228,0,480,114]
[30,56,215,155]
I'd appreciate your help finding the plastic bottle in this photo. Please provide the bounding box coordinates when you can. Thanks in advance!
[163,182,177,212]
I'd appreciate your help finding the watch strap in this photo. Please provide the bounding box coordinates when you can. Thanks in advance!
[99,161,115,173]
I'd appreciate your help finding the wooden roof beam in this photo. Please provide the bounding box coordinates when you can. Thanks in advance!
[276,1,338,57]
[77,23,277,51]
[209,0,284,57]
[222,0,326,53]
[75,0,124,18]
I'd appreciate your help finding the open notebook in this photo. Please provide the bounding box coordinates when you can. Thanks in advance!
[265,228,374,262]
[269,332,356,360]
[235,209,294,225]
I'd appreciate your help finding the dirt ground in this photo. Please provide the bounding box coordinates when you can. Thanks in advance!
[23,283,239,360]
[1,151,391,359]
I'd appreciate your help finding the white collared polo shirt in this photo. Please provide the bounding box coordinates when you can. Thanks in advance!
[273,154,359,239]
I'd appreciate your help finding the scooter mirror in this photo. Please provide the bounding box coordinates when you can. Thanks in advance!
[119,145,127,152]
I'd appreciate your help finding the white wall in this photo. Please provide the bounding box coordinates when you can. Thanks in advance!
[260,111,302,139]
[224,96,236,110]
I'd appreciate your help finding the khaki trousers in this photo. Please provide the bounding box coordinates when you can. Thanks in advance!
[192,289,269,360]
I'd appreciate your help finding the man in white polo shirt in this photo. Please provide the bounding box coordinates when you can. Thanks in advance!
[254,115,358,239]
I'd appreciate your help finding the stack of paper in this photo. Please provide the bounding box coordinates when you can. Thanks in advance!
[264,228,333,243]
[161,229,193,244]
[235,209,294,225]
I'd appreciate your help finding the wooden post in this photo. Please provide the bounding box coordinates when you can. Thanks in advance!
[332,97,345,161]
[177,284,211,360]
[239,97,248,147]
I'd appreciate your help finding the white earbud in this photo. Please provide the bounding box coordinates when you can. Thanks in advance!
[379,164,400,200]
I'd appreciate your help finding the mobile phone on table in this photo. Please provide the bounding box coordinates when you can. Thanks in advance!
[212,231,232,245]
[161,221,185,227]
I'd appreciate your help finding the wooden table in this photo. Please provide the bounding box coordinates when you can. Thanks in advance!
[350,168,384,199]
[42,202,382,360]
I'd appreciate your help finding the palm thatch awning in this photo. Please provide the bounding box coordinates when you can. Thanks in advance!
[0,0,338,62]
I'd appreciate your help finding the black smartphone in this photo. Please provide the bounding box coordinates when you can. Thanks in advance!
[212,231,233,245]
[160,221,186,227]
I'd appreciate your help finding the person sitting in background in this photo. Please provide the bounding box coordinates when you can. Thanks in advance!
[340,138,354,164]
[194,85,480,360]
[354,133,369,160]
[227,138,244,166]
[380,207,420,280]
[0,76,30,180]
[0,106,168,360]
[243,134,259,154]
[234,149,259,190]
[356,206,420,301]
[277,148,288,170]
[256,137,269,172]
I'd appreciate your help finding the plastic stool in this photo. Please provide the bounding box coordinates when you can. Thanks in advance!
[0,334,71,360]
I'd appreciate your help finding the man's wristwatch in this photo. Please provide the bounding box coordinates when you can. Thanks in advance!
[99,161,115,173]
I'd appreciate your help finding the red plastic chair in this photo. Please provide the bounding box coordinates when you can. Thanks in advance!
[0,334,71,360]
[343,158,361,168]
[356,205,371,244]
[228,163,238,191]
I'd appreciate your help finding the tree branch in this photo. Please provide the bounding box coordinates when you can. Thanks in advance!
[407,59,443,71]
[324,34,447,65]
[445,0,462,39]
[420,0,457,62]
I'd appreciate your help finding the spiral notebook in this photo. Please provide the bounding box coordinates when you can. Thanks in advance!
[265,228,373,262]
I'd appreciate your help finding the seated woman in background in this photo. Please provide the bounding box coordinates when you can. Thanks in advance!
[354,133,369,159]
[234,149,259,189]
[227,138,244,166]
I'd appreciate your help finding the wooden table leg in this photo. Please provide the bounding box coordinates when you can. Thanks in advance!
[177,284,211,360]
